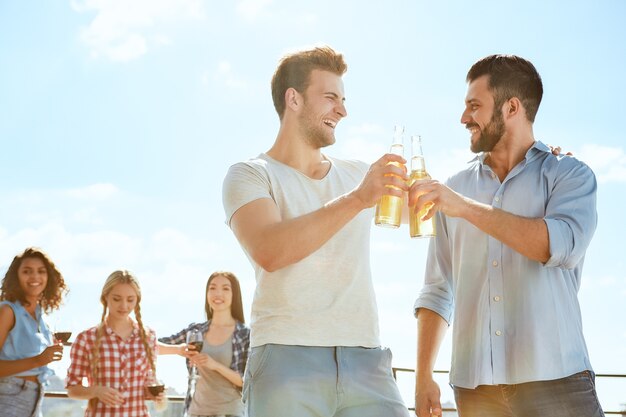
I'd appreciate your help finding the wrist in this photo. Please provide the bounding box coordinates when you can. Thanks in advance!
[416,369,435,381]
[345,190,370,211]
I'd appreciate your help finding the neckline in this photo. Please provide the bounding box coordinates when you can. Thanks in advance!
[260,153,333,181]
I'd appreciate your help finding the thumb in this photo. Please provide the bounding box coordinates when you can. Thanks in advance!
[431,401,443,416]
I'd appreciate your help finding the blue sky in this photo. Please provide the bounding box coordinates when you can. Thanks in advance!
[1,0,625,410]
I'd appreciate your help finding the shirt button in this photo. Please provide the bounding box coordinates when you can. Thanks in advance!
[491,173,496,179]
[493,296,501,302]
[495,330,502,336]
[494,196,500,202]
[492,260,498,267]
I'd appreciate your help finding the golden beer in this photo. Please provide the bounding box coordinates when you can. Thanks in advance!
[375,126,405,228]
[409,169,436,238]
[375,188,403,228]
[409,135,435,238]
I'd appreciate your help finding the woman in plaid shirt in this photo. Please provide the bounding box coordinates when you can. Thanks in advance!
[66,270,164,416]
[159,271,250,417]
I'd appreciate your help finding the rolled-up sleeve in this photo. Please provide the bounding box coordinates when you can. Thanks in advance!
[65,331,90,388]
[414,212,454,324]
[543,160,597,269]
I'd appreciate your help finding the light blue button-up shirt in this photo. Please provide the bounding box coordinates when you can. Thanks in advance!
[414,141,597,389]
[0,300,54,383]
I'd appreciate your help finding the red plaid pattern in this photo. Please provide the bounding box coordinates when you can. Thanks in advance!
[66,323,157,417]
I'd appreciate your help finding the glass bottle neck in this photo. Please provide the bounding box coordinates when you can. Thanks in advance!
[411,155,426,172]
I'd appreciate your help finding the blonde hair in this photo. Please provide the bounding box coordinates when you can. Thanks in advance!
[88,270,156,411]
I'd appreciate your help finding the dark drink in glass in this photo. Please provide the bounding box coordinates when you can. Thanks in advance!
[189,341,203,352]
[147,384,165,396]
[54,331,72,345]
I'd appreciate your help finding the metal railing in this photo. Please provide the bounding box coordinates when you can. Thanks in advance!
[392,367,626,415]
[43,368,626,415]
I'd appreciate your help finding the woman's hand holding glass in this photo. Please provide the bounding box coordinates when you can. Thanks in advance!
[185,330,203,379]
[38,343,64,366]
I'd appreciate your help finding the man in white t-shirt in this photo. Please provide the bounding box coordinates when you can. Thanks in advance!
[222,45,410,417]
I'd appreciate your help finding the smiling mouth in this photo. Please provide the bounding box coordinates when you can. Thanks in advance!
[466,124,480,135]
[323,119,337,129]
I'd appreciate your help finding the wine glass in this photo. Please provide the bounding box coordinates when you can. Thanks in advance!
[52,316,73,346]
[147,379,165,396]
[186,330,203,379]
[148,378,168,412]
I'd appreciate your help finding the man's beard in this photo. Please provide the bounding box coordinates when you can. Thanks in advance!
[470,110,505,153]
[299,101,335,149]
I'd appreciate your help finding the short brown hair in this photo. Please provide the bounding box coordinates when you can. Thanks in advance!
[466,54,543,122]
[1,247,68,313]
[271,45,347,120]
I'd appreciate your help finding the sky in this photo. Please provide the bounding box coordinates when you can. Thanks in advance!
[1,0,625,411]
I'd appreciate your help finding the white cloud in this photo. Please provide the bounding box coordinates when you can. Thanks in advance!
[212,60,247,89]
[578,144,626,184]
[66,183,119,200]
[72,0,205,62]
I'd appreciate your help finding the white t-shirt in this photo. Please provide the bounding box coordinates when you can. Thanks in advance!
[223,153,380,348]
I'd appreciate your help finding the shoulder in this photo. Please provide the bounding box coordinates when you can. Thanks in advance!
[144,326,157,339]
[189,321,208,332]
[533,144,596,183]
[75,326,99,343]
[0,301,16,316]
[225,156,273,180]
[0,302,16,328]
[233,322,250,340]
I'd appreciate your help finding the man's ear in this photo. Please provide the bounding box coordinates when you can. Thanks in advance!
[504,97,521,119]
[285,88,300,111]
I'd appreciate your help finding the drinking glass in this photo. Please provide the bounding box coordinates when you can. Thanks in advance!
[186,330,203,379]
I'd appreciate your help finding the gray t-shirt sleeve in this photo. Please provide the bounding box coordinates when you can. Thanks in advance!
[222,160,274,227]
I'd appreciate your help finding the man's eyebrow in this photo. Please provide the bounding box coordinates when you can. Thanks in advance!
[325,91,346,101]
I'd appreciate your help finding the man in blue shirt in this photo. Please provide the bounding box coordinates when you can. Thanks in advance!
[410,55,604,417]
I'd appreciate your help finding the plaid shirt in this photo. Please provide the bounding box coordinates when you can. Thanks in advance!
[158,321,249,415]
[66,323,158,417]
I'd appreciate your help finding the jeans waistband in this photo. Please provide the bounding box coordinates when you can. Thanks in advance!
[0,376,40,391]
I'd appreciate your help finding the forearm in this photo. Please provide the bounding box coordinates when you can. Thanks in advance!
[0,356,44,377]
[67,384,99,400]
[157,341,185,356]
[416,308,448,380]
[212,363,243,387]
[461,198,550,263]
[236,192,366,272]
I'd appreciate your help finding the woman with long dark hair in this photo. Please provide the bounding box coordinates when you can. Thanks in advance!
[159,271,249,417]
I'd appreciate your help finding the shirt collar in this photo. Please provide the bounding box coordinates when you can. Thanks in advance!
[473,140,550,167]
[104,320,140,338]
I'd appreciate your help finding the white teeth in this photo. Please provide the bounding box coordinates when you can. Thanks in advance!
[323,119,336,128]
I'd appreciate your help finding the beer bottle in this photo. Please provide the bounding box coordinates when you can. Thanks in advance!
[409,135,436,238]
[374,125,405,228]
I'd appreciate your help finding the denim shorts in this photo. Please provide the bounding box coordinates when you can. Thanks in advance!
[242,344,409,417]
[0,376,43,417]
[452,370,605,417]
